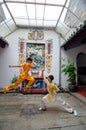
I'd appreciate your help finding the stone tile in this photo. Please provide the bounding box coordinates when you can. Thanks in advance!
[0,114,19,120]
[0,104,21,115]
[61,125,86,130]
[0,93,86,130]
[0,120,16,130]
[71,93,86,105]
[31,116,85,129]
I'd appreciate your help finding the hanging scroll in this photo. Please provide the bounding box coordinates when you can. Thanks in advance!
[18,38,26,73]
[45,39,53,73]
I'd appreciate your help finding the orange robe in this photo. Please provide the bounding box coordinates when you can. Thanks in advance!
[4,62,35,93]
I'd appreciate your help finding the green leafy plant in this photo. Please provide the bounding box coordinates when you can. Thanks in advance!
[61,59,76,85]
[11,75,18,83]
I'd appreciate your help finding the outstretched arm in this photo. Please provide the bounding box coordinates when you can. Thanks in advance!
[9,65,22,68]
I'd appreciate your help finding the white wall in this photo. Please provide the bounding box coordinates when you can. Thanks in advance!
[61,44,86,87]
[1,28,85,89]
[0,28,60,88]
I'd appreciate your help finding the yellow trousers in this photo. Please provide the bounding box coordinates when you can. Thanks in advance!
[5,72,35,91]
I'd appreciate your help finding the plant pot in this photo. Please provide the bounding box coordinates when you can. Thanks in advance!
[68,84,77,92]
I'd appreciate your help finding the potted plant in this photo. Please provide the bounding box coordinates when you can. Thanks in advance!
[61,59,77,92]
[11,74,18,83]
[11,75,20,92]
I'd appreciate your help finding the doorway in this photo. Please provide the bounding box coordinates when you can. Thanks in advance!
[76,52,86,97]
[77,52,86,85]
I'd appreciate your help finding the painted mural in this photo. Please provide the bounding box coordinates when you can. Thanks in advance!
[26,43,45,76]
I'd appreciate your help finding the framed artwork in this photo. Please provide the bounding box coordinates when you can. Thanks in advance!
[26,43,45,76]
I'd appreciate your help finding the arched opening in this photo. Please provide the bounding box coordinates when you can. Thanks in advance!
[77,52,86,86]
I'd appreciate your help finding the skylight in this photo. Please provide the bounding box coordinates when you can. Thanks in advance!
[0,0,86,39]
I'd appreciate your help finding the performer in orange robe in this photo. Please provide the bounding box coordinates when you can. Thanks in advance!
[4,57,35,94]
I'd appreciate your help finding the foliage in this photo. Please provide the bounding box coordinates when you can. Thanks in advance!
[11,75,18,83]
[61,59,76,85]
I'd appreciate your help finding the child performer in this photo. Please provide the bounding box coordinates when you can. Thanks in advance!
[4,57,36,94]
[39,75,77,116]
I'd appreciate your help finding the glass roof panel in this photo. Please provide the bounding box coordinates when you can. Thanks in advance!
[5,0,66,5]
[44,20,57,27]
[0,23,11,37]
[29,19,36,26]
[68,0,86,22]
[4,0,35,2]
[36,0,45,3]
[57,7,83,40]
[27,4,35,19]
[26,0,35,2]
[6,19,17,31]
[0,3,16,37]
[46,0,66,5]
[44,6,62,20]
[0,0,85,39]
[6,3,27,18]
[36,4,45,19]
[1,3,11,20]
[37,20,43,26]
[5,0,25,2]
[56,22,69,38]
[64,10,83,28]
[65,0,70,8]
[60,8,67,23]
[15,18,29,26]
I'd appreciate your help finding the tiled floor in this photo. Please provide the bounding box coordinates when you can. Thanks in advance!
[0,93,86,130]
[77,86,86,97]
